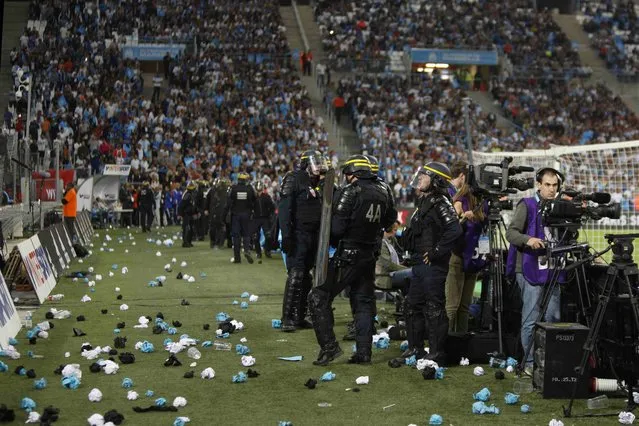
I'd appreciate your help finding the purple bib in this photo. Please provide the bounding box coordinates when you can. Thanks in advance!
[506,197,566,285]
[458,196,487,273]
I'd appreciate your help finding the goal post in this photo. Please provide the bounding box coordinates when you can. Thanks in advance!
[472,140,639,254]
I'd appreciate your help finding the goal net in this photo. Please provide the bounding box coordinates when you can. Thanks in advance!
[472,140,639,254]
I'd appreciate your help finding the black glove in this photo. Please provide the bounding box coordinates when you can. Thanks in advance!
[281,236,293,254]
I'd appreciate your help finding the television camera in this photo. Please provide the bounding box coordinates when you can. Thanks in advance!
[468,156,535,211]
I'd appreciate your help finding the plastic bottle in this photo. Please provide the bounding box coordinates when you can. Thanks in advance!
[187,347,201,360]
[318,402,332,408]
[587,395,609,409]
[513,380,534,394]
[24,312,32,328]
[213,341,231,351]
[47,294,64,301]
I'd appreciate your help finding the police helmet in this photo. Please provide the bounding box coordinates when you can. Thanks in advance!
[410,162,452,192]
[237,172,250,184]
[364,154,380,173]
[186,181,197,190]
[143,181,150,187]
[342,154,373,179]
[300,150,328,176]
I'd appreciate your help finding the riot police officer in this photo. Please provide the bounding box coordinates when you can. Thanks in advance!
[227,172,256,264]
[278,150,328,332]
[253,181,276,262]
[205,178,230,249]
[401,162,462,365]
[308,155,397,366]
[195,180,210,241]
[179,182,198,247]
[139,181,155,232]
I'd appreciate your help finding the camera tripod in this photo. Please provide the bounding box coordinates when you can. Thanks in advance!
[561,234,639,418]
[484,204,510,356]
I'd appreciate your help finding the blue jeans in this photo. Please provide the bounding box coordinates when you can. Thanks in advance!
[390,268,413,288]
[516,273,560,364]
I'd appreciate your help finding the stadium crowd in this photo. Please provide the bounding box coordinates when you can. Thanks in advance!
[581,0,639,82]
[8,0,333,217]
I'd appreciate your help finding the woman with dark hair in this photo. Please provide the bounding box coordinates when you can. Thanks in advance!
[445,182,487,333]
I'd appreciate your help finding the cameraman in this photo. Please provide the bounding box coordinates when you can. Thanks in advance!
[445,182,487,333]
[506,167,564,375]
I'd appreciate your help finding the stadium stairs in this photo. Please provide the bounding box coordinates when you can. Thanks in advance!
[553,12,639,114]
[467,90,516,132]
[0,1,30,118]
[280,4,359,156]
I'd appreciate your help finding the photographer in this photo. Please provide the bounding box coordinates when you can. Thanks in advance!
[506,167,564,375]
[445,182,487,333]
[401,162,462,364]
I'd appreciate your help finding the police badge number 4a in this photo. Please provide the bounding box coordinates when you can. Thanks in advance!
[314,168,336,288]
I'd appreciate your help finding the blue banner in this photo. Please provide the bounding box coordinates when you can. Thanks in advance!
[411,48,498,66]
[122,44,186,61]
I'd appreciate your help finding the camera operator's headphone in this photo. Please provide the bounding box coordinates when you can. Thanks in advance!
[535,167,565,191]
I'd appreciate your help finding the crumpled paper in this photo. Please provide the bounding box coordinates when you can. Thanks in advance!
[20,397,36,412]
[459,357,470,366]
[33,378,47,390]
[241,356,256,367]
[81,295,92,303]
[25,411,40,423]
[249,294,259,302]
[472,401,500,414]
[504,393,520,405]
[62,375,81,389]
[87,413,104,426]
[201,368,215,379]
[320,371,336,382]
[429,414,443,425]
[619,412,636,425]
[155,397,167,407]
[416,358,439,371]
[0,361,8,372]
[473,366,485,376]
[173,417,191,426]
[236,344,250,355]
[216,312,230,322]
[88,388,103,402]
[521,404,531,413]
[135,341,155,353]
[271,319,282,328]
[405,355,416,367]
[62,364,82,379]
[232,372,247,383]
[473,388,491,402]
[548,419,564,426]
[240,292,250,298]
[355,376,369,385]
[172,397,187,408]
[145,390,154,397]
[121,378,133,388]
[506,365,514,373]
[101,360,119,374]
[119,304,129,311]
[127,391,139,401]
[240,301,248,309]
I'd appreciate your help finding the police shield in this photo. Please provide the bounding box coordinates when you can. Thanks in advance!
[314,168,335,288]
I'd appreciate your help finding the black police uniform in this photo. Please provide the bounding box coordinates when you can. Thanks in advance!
[179,188,197,247]
[195,183,208,240]
[403,191,462,364]
[308,176,397,364]
[206,181,229,248]
[252,191,275,258]
[278,169,322,330]
[138,185,155,232]
[227,180,255,263]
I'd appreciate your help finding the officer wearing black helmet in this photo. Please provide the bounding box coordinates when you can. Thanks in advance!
[205,178,230,249]
[252,181,275,262]
[308,154,397,366]
[401,162,462,365]
[278,150,328,332]
[139,181,155,232]
[179,181,198,247]
[226,172,256,264]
